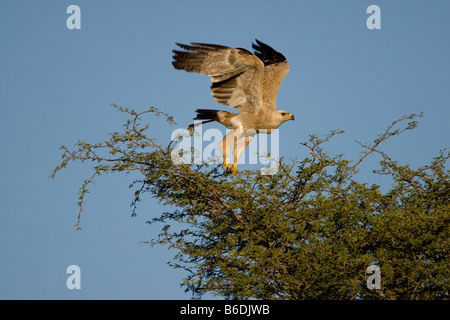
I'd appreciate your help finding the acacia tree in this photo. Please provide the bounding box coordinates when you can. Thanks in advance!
[52,105,449,300]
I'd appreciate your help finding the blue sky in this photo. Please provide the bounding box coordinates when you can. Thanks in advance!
[0,0,449,299]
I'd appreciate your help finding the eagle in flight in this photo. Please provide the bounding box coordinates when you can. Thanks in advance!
[172,39,294,175]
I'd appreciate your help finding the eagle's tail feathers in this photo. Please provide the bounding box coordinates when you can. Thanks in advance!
[194,109,220,121]
[187,109,220,132]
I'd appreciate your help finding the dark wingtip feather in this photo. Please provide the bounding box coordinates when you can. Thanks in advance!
[252,39,287,65]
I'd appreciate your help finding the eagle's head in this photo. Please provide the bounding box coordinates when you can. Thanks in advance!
[262,110,295,131]
[278,110,295,123]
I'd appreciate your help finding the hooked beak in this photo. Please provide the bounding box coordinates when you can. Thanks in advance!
[290,114,295,121]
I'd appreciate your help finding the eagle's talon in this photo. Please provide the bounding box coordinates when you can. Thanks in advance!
[222,162,238,175]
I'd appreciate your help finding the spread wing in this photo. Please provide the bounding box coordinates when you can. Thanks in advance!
[172,43,264,112]
[252,39,290,110]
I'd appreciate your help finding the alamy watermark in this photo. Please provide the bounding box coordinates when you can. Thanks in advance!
[66,5,81,30]
[366,265,381,290]
[66,265,81,290]
[170,122,280,175]
[367,5,381,30]
[65,4,381,31]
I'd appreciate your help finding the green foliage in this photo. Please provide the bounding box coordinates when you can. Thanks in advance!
[52,105,449,299]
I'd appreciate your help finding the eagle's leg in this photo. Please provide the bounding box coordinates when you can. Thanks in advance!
[230,135,239,175]
[219,129,244,174]
[231,134,254,175]
[219,130,234,172]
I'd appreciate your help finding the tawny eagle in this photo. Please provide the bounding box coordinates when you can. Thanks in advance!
[172,39,294,174]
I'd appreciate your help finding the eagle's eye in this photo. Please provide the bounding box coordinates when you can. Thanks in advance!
[281,112,287,116]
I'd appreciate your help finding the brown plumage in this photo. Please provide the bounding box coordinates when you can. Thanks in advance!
[172,39,294,174]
